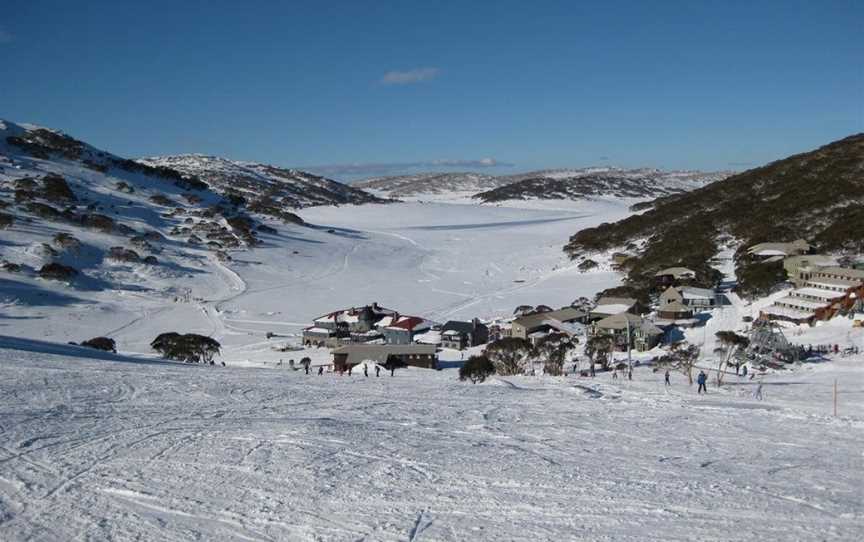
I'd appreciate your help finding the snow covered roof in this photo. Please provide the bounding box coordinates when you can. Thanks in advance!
[680,287,716,299]
[794,287,844,300]
[761,306,814,321]
[775,296,825,310]
[513,308,586,329]
[304,327,332,334]
[386,316,433,332]
[654,267,695,278]
[595,313,662,335]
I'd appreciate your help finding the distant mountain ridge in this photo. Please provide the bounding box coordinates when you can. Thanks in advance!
[355,167,731,202]
[474,168,731,203]
[353,172,503,197]
[140,154,385,210]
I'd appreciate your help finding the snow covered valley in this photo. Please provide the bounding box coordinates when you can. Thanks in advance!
[2,198,863,540]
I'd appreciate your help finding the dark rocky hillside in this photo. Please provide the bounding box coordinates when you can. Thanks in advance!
[140,155,387,215]
[473,168,729,203]
[563,134,864,299]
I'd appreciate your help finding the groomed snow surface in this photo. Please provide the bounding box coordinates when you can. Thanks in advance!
[2,200,863,540]
[1,337,862,541]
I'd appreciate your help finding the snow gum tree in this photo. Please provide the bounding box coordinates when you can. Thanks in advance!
[459,355,496,383]
[484,338,533,376]
[535,333,575,376]
[151,333,222,364]
[585,334,614,372]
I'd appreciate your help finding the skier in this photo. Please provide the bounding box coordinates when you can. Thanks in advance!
[375,365,381,377]
[347,365,353,376]
[390,365,395,377]
[612,369,618,380]
[697,370,708,394]
[318,365,324,376]
[664,370,671,386]
[304,362,310,375]
[741,364,748,377]
[754,380,764,401]
[364,364,368,377]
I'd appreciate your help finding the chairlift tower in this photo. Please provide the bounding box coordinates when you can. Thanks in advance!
[747,321,794,363]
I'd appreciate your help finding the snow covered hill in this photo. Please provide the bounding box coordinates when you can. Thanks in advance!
[353,171,504,199]
[354,167,730,203]
[474,167,732,203]
[140,154,386,210]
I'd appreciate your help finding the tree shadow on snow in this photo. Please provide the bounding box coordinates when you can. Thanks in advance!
[0,335,180,366]
[0,277,92,307]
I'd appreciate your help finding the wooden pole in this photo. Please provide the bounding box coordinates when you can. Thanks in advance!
[834,379,838,417]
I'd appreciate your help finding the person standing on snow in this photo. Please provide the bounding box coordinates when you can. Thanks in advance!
[664,370,671,386]
[697,371,708,394]
[364,364,368,377]
[754,380,764,400]
[317,365,324,376]
[375,365,381,377]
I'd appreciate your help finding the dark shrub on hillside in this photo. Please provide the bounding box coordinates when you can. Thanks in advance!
[41,174,76,202]
[578,259,598,271]
[108,247,141,263]
[459,355,496,383]
[227,215,255,233]
[2,262,22,272]
[735,258,788,300]
[81,337,116,353]
[183,193,202,205]
[142,230,166,243]
[80,213,114,232]
[149,194,175,207]
[0,212,12,229]
[38,263,78,281]
[130,236,153,250]
[151,332,221,363]
[224,191,247,207]
[188,235,203,245]
[83,159,109,173]
[53,232,81,250]
[25,202,63,220]
[143,255,158,265]
[15,189,37,203]
[257,224,277,234]
[115,181,135,193]
[14,178,38,190]
[115,223,137,236]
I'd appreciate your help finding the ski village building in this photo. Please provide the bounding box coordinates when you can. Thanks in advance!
[590,313,664,352]
[440,319,490,350]
[331,344,438,371]
[302,303,434,348]
[510,307,587,344]
[761,265,864,324]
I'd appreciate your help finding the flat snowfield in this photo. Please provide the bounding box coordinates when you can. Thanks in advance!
[1,340,861,541]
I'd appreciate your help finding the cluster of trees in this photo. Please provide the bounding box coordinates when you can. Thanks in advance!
[460,333,579,383]
[151,333,222,364]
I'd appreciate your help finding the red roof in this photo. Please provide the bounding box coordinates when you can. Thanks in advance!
[388,316,425,331]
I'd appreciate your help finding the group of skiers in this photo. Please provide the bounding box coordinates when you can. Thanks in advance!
[278,359,396,377]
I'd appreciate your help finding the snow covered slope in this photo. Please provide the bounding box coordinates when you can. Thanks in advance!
[0,336,861,541]
[354,167,730,203]
[474,167,732,203]
[353,171,504,199]
[140,154,386,209]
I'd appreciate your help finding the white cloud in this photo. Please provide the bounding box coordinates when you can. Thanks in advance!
[380,67,440,85]
[0,29,13,44]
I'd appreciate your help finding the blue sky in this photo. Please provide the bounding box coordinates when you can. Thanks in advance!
[1,1,862,180]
